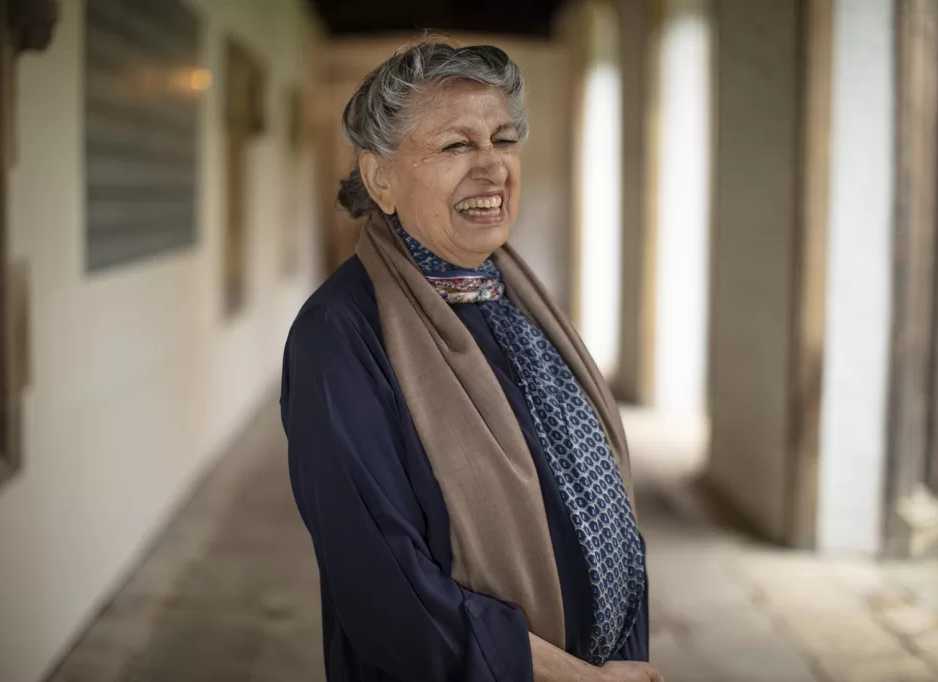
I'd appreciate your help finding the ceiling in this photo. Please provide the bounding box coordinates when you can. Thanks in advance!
[307,0,566,38]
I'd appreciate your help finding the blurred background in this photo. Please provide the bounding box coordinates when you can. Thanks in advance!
[0,0,936,680]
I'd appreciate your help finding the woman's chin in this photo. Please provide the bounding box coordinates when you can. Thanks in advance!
[468,224,512,256]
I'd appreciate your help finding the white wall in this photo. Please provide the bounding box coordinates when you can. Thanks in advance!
[652,0,711,414]
[573,1,623,376]
[0,2,322,681]
[817,0,895,554]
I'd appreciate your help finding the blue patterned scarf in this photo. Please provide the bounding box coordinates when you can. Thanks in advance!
[393,218,645,663]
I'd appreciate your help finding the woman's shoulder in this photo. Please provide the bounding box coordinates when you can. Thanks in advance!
[284,253,398,401]
[281,253,399,430]
[289,254,379,344]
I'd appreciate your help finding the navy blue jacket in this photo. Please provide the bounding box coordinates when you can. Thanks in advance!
[280,255,649,681]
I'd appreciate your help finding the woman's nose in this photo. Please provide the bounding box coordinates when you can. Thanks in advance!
[471,147,509,184]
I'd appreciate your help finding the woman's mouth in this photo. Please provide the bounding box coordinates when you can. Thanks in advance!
[454,194,504,221]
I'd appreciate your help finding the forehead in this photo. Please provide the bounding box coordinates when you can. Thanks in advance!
[407,80,514,136]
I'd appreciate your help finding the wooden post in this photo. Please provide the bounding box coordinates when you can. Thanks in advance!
[0,0,13,487]
[787,0,833,548]
[0,0,56,488]
[223,38,266,317]
[885,0,938,557]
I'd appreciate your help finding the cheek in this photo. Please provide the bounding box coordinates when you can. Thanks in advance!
[508,158,522,205]
[403,177,452,229]
[419,164,464,211]
[400,170,444,213]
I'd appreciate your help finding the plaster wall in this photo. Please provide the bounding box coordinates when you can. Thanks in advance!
[0,2,323,680]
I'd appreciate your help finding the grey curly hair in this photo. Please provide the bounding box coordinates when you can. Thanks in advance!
[337,41,529,218]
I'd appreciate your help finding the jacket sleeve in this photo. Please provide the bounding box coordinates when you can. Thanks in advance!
[281,304,534,682]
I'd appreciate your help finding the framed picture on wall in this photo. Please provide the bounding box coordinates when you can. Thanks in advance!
[84,0,204,272]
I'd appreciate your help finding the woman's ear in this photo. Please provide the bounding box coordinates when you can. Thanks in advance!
[358,152,396,215]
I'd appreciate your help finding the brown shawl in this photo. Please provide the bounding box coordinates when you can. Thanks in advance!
[355,212,634,648]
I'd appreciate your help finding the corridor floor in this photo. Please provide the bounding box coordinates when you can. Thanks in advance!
[49,401,938,682]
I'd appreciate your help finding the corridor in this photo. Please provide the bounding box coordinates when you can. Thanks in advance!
[3,1,937,681]
[48,400,938,682]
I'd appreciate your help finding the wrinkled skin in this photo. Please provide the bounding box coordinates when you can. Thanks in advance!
[359,79,523,268]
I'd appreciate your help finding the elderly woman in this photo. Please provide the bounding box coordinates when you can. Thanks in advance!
[280,42,658,682]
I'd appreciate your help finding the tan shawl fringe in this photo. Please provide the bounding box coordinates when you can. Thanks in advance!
[355,213,634,649]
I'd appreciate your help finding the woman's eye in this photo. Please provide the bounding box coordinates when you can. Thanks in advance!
[494,138,519,147]
[443,141,469,152]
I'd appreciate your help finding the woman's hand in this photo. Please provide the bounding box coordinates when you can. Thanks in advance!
[530,632,663,682]
[593,660,664,682]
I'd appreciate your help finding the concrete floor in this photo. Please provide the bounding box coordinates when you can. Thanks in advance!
[48,402,938,682]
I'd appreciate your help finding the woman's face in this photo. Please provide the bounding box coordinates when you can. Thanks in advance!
[362,80,523,268]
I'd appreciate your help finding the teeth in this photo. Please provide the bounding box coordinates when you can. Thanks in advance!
[455,195,503,211]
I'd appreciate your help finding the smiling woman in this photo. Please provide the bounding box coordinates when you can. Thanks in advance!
[280,41,660,682]
[357,79,522,267]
